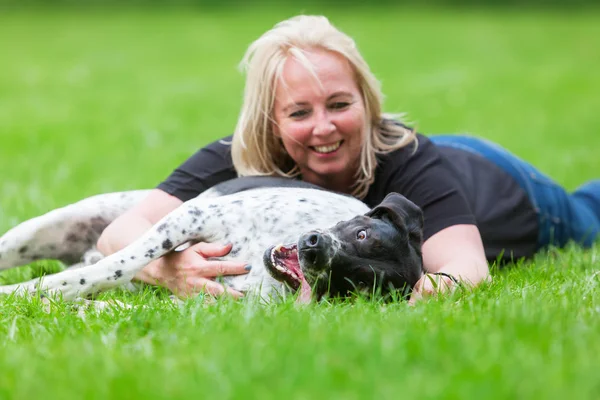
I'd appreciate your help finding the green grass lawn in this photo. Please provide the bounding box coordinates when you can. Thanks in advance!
[1,6,599,399]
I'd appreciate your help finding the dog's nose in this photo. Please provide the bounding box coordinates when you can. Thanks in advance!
[303,232,321,248]
[299,231,333,270]
[300,231,332,251]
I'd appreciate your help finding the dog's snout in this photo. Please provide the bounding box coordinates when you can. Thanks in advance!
[298,231,335,272]
[304,232,320,248]
[300,231,332,251]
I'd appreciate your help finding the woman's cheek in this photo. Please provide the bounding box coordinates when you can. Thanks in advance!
[286,122,313,143]
[337,107,364,131]
[351,107,367,129]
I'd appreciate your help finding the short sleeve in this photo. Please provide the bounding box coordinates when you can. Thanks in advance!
[156,135,237,202]
[365,134,477,241]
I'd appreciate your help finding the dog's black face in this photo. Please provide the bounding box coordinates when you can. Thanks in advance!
[264,193,424,301]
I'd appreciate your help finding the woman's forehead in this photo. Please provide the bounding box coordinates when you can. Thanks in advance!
[275,49,358,104]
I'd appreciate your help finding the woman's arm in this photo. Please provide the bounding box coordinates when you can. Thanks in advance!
[409,224,490,304]
[372,135,490,303]
[97,189,183,254]
[96,189,249,298]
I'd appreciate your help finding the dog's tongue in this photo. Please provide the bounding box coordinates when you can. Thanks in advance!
[296,274,312,304]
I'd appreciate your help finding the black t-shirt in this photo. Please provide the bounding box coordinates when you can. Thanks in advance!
[435,146,538,261]
[157,134,538,261]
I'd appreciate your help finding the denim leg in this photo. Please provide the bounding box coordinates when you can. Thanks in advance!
[570,180,600,246]
[430,135,600,249]
[573,180,600,209]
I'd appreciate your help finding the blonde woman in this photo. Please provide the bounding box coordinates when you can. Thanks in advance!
[97,16,599,302]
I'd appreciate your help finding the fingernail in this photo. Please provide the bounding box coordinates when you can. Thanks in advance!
[244,265,252,271]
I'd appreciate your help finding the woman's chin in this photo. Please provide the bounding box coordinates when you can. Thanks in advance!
[304,164,354,187]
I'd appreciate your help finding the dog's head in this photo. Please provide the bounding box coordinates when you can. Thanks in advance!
[264,193,424,301]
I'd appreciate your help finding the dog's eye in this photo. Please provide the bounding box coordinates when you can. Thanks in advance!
[357,230,367,241]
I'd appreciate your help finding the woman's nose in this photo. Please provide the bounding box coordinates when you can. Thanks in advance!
[312,111,335,136]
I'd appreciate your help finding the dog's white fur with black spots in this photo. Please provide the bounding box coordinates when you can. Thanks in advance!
[0,177,424,303]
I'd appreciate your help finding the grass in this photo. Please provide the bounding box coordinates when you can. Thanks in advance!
[1,6,600,399]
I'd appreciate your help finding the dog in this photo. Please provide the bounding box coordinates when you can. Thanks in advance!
[0,177,424,302]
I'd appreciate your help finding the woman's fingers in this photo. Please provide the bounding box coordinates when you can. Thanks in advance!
[183,242,250,277]
[408,273,455,305]
[197,279,245,298]
[157,242,249,299]
[192,260,251,277]
[171,277,245,299]
[191,242,234,258]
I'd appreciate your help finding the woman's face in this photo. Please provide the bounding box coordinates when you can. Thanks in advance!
[272,49,366,190]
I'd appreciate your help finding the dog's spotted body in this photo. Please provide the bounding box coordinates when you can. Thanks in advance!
[0,177,424,302]
[0,190,150,271]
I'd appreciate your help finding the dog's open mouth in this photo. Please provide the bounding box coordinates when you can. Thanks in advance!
[265,244,312,303]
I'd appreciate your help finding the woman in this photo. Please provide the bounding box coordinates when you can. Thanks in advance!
[97,15,600,302]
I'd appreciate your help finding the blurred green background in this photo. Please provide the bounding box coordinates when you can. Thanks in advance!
[1,4,599,225]
[1,5,600,399]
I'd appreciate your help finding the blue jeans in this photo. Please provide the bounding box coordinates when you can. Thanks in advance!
[430,135,600,249]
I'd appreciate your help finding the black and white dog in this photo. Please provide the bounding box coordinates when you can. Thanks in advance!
[0,177,424,302]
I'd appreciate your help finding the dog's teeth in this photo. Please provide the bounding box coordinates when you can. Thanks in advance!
[271,245,281,264]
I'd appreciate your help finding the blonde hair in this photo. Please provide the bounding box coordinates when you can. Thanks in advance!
[231,15,416,199]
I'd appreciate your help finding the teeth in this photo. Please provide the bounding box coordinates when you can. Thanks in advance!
[272,245,288,274]
[313,141,341,154]
[271,244,282,265]
[270,244,300,281]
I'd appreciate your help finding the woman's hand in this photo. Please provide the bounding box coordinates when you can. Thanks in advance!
[136,242,250,299]
[97,190,250,299]
[409,224,490,305]
[408,273,460,305]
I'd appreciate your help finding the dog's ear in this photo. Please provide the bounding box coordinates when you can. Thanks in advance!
[365,193,424,245]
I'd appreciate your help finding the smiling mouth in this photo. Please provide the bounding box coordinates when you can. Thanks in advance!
[311,140,343,154]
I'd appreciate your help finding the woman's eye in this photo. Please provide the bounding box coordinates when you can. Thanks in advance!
[289,109,309,118]
[330,102,350,110]
[357,229,367,241]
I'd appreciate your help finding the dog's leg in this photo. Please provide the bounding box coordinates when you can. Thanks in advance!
[0,194,238,300]
[0,190,149,270]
